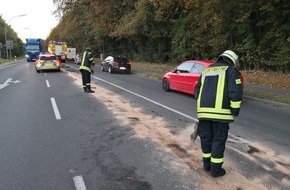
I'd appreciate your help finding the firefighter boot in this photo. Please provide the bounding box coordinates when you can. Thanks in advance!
[83,86,87,92]
[211,163,226,177]
[203,158,211,171]
[85,85,95,93]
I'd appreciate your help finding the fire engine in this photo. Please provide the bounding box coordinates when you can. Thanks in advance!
[48,41,67,62]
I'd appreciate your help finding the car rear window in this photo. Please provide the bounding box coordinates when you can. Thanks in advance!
[40,55,56,60]
[114,57,129,63]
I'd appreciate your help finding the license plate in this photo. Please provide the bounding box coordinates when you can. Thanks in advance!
[119,67,126,70]
[45,64,54,68]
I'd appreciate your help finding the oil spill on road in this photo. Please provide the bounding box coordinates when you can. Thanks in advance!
[247,145,260,154]
[66,69,289,190]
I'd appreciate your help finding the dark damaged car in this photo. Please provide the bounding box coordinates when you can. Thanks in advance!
[101,56,131,74]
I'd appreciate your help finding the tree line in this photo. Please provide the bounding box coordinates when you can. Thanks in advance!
[2,0,289,72]
[0,16,24,59]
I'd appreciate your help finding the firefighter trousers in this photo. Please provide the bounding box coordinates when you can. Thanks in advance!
[198,120,229,173]
[80,69,91,90]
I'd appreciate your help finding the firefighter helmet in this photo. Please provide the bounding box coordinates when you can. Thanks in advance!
[220,50,239,67]
[86,47,91,51]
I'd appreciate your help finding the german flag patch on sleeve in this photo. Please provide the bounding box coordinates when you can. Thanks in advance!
[235,79,242,84]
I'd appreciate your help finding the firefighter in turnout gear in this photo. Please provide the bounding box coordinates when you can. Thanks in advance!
[195,50,243,177]
[79,47,95,93]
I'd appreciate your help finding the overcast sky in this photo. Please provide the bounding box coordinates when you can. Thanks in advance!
[0,0,59,42]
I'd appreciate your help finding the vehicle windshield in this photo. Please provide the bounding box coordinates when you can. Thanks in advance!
[40,55,56,60]
[26,45,40,50]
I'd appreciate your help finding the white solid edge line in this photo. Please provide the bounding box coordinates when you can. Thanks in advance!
[50,97,61,120]
[95,76,198,122]
[73,176,87,190]
[0,64,15,69]
[46,80,50,87]
[67,65,198,122]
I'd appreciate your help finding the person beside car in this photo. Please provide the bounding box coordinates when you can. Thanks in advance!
[194,50,243,177]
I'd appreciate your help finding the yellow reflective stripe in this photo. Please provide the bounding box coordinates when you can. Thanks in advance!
[81,51,87,65]
[230,100,242,108]
[197,77,205,109]
[215,74,226,109]
[88,52,94,61]
[203,153,211,158]
[79,66,91,73]
[211,157,224,163]
[197,113,234,120]
[198,108,232,114]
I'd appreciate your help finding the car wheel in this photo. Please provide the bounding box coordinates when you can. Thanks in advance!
[108,66,113,74]
[101,65,105,71]
[162,78,170,92]
[127,68,131,74]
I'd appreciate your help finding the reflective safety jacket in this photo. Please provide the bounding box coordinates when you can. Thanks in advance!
[195,61,243,123]
[79,50,94,73]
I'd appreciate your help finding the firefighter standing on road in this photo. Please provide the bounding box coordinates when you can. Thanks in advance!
[195,50,243,177]
[79,47,95,93]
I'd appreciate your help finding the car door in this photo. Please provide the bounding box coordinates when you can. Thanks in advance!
[170,61,194,93]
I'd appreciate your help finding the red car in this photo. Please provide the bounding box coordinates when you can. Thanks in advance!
[162,60,214,95]
[162,60,244,95]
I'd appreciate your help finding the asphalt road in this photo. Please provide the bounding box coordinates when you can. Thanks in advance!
[85,62,290,156]
[0,60,289,190]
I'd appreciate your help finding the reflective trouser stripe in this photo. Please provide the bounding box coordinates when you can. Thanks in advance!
[230,100,242,108]
[203,153,211,158]
[211,157,224,164]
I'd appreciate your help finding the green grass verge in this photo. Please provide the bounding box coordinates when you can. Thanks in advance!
[244,90,290,105]
[132,61,174,80]
[0,58,9,64]
[0,56,25,64]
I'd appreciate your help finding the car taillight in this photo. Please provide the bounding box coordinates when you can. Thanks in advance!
[112,61,118,65]
[127,61,131,64]
[54,60,60,66]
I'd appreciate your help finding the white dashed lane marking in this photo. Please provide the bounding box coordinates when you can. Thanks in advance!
[46,80,50,87]
[73,176,87,190]
[50,97,61,120]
